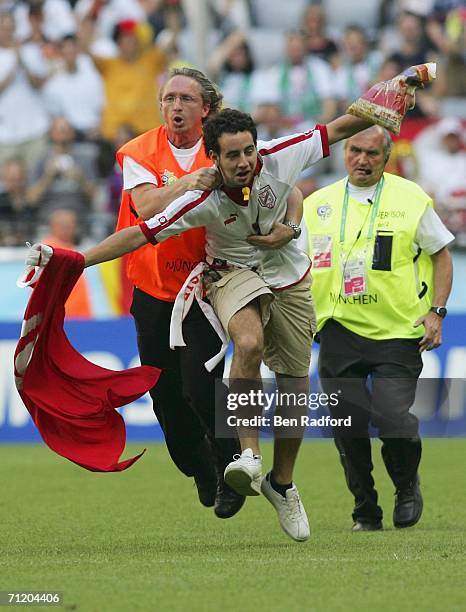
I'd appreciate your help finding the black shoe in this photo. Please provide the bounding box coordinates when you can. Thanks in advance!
[193,472,216,507]
[192,436,218,507]
[352,521,383,532]
[214,481,246,519]
[393,476,423,528]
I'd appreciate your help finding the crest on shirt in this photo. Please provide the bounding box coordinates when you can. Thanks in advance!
[258,185,277,209]
[161,169,177,186]
[317,204,333,220]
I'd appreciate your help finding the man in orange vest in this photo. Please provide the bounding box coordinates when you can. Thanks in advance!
[116,68,259,518]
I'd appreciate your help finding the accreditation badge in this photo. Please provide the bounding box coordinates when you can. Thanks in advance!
[312,235,333,268]
[343,257,367,296]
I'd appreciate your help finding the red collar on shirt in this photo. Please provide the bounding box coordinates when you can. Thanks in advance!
[220,156,263,206]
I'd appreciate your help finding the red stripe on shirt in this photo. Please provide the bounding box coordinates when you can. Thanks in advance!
[142,190,211,243]
[259,124,330,159]
[317,124,330,158]
[138,221,155,244]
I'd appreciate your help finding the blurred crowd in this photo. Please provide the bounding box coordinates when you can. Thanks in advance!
[0,0,465,248]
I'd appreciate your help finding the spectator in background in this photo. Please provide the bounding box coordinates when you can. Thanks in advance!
[89,19,166,139]
[43,208,93,318]
[388,11,435,66]
[259,30,337,129]
[379,12,440,117]
[28,117,96,221]
[74,0,146,55]
[255,101,288,141]
[146,0,184,37]
[23,2,50,46]
[208,30,257,113]
[334,25,382,109]
[0,158,37,246]
[150,0,187,66]
[43,34,104,140]
[433,7,466,98]
[376,55,404,81]
[301,4,338,63]
[417,117,466,235]
[0,11,50,179]
[206,0,252,34]
[13,0,76,43]
[426,0,466,53]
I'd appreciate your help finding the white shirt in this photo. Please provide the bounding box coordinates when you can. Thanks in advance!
[122,138,204,190]
[418,149,466,205]
[0,44,49,144]
[42,55,104,132]
[347,180,454,255]
[142,126,330,289]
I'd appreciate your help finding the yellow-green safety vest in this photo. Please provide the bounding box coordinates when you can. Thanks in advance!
[304,172,434,340]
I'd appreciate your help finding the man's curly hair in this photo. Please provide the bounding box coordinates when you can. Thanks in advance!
[203,108,257,155]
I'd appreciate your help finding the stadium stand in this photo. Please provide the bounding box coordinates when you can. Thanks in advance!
[0,0,465,309]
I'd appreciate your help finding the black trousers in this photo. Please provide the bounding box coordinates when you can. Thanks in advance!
[318,320,423,523]
[131,288,239,478]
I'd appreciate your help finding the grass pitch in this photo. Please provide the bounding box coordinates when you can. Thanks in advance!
[1,439,465,612]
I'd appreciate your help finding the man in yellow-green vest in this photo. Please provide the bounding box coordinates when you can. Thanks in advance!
[304,125,454,532]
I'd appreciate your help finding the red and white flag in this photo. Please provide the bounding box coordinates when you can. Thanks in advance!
[14,247,160,472]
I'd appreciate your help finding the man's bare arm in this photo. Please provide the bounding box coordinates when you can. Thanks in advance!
[414,246,453,352]
[431,246,453,307]
[132,167,221,219]
[326,114,374,146]
[83,226,148,268]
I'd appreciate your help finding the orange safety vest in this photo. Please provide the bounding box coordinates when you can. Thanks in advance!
[116,125,210,301]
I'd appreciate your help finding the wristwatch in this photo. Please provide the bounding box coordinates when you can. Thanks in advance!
[284,220,302,239]
[430,306,447,318]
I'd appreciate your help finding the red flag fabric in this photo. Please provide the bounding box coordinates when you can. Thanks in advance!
[14,248,161,472]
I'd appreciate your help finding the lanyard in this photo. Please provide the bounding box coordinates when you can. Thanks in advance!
[340,176,384,244]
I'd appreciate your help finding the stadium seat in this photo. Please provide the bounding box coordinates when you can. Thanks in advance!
[324,0,383,34]
[251,0,308,30]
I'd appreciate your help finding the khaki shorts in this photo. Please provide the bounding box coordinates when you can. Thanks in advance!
[204,266,316,377]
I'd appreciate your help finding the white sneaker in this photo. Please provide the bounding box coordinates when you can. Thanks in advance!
[224,448,262,496]
[261,473,310,542]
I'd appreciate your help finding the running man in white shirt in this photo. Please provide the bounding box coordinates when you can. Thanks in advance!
[29,107,386,540]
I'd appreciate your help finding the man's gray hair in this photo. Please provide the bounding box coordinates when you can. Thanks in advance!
[379,126,393,162]
[161,67,223,121]
[345,125,393,163]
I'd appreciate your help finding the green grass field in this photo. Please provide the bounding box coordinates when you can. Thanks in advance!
[1,439,466,612]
